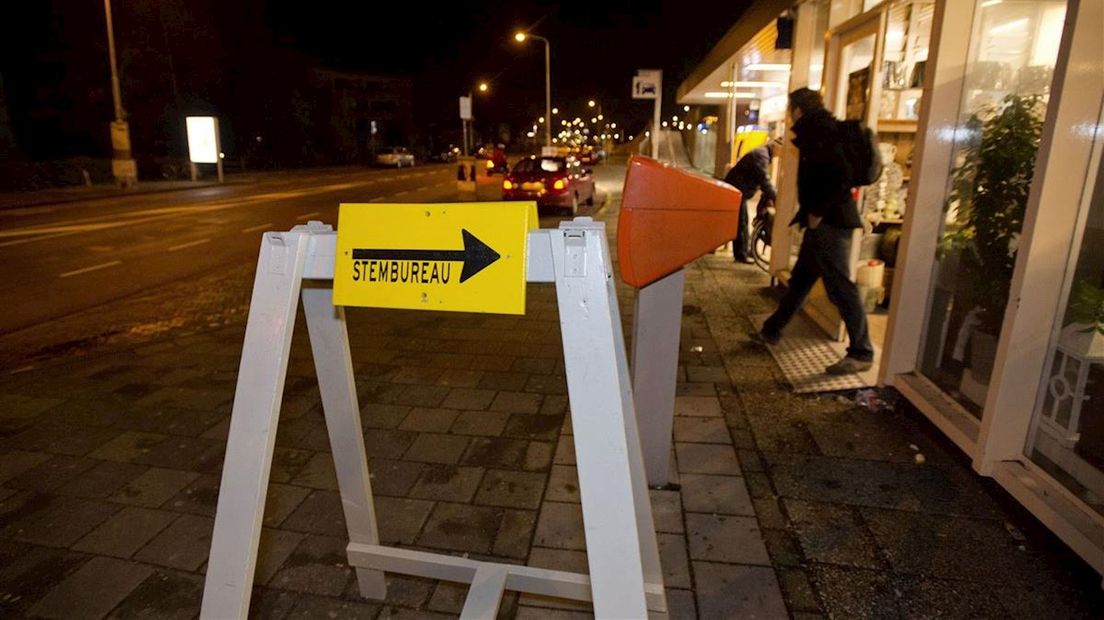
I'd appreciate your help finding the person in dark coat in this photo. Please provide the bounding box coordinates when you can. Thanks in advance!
[723,142,777,263]
[755,88,874,375]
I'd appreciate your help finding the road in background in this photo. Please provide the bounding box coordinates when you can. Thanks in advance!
[0,161,623,369]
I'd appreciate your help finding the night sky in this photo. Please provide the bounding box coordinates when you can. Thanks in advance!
[1,0,752,160]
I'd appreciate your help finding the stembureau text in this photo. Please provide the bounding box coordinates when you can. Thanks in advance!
[351,260,453,284]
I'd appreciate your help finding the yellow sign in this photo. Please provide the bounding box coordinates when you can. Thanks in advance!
[333,202,536,314]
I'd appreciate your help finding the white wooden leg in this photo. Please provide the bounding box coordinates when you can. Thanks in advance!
[302,282,387,600]
[200,231,309,619]
[551,219,666,618]
[631,269,685,487]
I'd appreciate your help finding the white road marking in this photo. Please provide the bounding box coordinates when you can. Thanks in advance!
[168,238,211,252]
[295,211,321,220]
[369,197,385,202]
[59,260,122,278]
[242,222,273,233]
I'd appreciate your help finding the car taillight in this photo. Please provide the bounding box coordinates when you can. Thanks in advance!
[503,179,513,190]
[553,178,566,190]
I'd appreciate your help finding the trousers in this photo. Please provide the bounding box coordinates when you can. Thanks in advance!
[762,224,874,361]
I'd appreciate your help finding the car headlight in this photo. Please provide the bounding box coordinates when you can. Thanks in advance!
[503,180,513,190]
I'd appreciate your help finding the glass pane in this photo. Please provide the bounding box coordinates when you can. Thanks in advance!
[837,34,877,121]
[917,0,1067,417]
[1027,144,1104,518]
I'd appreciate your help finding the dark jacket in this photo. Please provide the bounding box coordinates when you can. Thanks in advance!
[789,108,862,229]
[723,145,776,204]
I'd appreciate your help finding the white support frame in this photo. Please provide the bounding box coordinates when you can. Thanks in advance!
[631,268,686,487]
[200,219,667,619]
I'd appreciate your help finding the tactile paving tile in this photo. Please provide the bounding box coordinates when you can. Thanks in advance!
[751,314,875,394]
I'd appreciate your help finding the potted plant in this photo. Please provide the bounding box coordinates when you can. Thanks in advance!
[942,94,1046,383]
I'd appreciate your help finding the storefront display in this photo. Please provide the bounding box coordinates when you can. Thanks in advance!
[917,0,1067,414]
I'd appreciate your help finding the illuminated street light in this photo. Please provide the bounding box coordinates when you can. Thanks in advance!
[478,82,489,92]
[683,105,690,112]
[514,31,552,145]
[538,116,545,123]
[591,117,597,124]
[597,114,603,121]
[672,115,678,121]
[552,107,559,114]
[611,123,616,128]
[661,121,668,128]
[588,100,596,108]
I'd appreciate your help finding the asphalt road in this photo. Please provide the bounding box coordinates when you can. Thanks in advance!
[0,161,621,368]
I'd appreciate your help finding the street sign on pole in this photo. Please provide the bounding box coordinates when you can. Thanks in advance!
[459,96,473,121]
[333,203,537,314]
[635,70,663,159]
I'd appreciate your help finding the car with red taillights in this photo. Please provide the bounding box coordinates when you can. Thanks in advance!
[501,156,596,215]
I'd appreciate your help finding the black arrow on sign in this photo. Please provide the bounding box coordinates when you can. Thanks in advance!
[352,229,501,284]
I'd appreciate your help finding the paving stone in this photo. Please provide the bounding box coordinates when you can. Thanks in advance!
[658,533,691,589]
[269,534,353,596]
[522,440,554,472]
[784,499,883,569]
[73,506,178,558]
[134,513,214,571]
[675,442,740,475]
[478,371,530,391]
[520,547,591,612]
[54,460,147,499]
[409,465,485,502]
[368,458,424,497]
[4,494,119,547]
[282,490,349,537]
[391,384,450,408]
[374,575,434,608]
[533,501,585,551]
[374,496,434,545]
[461,437,529,469]
[685,365,731,384]
[256,528,306,585]
[666,587,698,620]
[650,489,685,534]
[399,407,460,433]
[435,369,484,388]
[808,565,902,619]
[515,605,592,619]
[737,448,765,472]
[539,394,568,416]
[680,473,754,515]
[427,580,468,614]
[360,404,411,430]
[379,605,457,619]
[672,417,730,444]
[291,452,339,490]
[512,357,557,375]
[450,410,511,436]
[693,561,787,620]
[475,469,546,510]
[441,388,497,410]
[364,429,418,460]
[114,406,227,438]
[165,474,219,516]
[752,497,788,529]
[494,508,537,559]
[552,439,575,465]
[132,435,225,473]
[861,507,1035,585]
[0,542,88,616]
[744,471,776,498]
[29,556,153,620]
[417,502,503,554]
[777,567,822,612]
[389,366,444,385]
[523,374,567,395]
[111,467,200,508]
[489,391,543,415]
[270,447,315,484]
[762,529,806,567]
[503,413,562,441]
[3,454,98,493]
[89,430,170,463]
[545,464,580,503]
[674,395,722,417]
[0,450,50,485]
[402,433,470,465]
[107,569,204,620]
[686,513,770,565]
[263,483,312,527]
[749,417,821,454]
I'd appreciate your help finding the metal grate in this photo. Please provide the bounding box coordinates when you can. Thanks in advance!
[752,314,877,394]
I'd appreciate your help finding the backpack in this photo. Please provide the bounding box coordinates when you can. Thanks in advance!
[839,119,883,186]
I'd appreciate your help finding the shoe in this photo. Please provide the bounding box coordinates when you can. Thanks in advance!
[825,356,873,375]
[749,329,780,347]
[734,254,754,264]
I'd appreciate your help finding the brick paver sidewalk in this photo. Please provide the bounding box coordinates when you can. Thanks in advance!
[1,176,1101,618]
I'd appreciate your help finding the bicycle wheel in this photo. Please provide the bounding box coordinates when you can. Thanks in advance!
[751,220,772,272]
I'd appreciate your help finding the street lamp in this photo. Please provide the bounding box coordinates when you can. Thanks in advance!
[462,82,490,156]
[588,100,596,108]
[103,0,136,187]
[514,31,552,147]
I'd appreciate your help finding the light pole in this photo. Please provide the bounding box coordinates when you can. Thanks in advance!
[103,0,137,187]
[515,32,552,147]
[461,82,489,156]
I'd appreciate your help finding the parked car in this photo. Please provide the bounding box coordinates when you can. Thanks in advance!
[502,156,596,215]
[375,147,415,167]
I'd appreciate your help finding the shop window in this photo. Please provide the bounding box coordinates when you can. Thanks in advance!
[917,0,1067,416]
[1027,155,1104,516]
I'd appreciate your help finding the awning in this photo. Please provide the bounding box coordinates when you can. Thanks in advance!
[677,0,793,105]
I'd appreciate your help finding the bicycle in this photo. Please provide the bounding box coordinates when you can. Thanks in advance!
[750,204,774,273]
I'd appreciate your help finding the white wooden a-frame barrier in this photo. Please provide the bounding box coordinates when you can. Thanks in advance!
[200,219,667,619]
